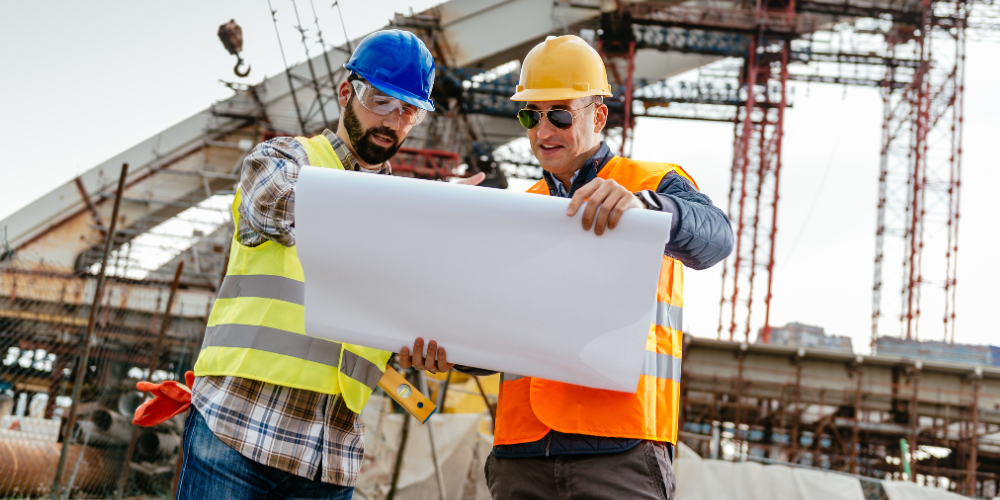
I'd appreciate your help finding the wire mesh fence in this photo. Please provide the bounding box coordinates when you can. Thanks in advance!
[0,255,210,499]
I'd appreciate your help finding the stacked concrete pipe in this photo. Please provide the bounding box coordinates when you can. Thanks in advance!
[0,440,122,496]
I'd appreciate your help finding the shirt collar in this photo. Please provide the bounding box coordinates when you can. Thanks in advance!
[541,142,615,198]
[322,129,392,175]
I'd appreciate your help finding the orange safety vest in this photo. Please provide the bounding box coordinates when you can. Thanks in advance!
[493,156,698,445]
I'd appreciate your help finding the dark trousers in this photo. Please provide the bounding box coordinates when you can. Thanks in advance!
[485,440,676,500]
[175,409,354,500]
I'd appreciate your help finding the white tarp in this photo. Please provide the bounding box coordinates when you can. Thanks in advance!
[882,481,972,500]
[357,396,485,500]
[675,446,866,500]
[297,167,672,392]
[377,413,482,490]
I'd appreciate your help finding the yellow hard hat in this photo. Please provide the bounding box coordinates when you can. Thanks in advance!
[510,35,613,102]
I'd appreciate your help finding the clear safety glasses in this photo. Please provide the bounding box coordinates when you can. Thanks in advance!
[351,79,427,126]
[517,103,597,130]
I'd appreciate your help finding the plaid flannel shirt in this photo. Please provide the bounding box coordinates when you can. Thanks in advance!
[236,129,390,247]
[192,130,389,486]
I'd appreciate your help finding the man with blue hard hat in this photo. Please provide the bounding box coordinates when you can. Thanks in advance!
[176,30,476,500]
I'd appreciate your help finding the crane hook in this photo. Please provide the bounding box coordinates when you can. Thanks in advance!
[219,20,250,78]
[234,55,251,78]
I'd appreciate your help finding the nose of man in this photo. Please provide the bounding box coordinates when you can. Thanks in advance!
[380,112,401,130]
[533,117,559,141]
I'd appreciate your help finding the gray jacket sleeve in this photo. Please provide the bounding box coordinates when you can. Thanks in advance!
[652,172,734,270]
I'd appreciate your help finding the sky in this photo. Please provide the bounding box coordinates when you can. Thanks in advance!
[1,1,997,354]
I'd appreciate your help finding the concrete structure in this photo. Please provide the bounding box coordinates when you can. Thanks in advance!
[876,337,996,368]
[761,322,854,352]
[681,335,1000,496]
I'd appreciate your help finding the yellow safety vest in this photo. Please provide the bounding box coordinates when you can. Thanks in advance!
[193,135,393,414]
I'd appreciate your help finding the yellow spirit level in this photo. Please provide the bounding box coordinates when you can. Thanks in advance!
[378,366,437,423]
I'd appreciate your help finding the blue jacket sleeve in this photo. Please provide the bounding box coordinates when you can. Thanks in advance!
[453,366,499,376]
[652,172,734,270]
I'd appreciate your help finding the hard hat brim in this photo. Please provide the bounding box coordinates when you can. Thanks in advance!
[345,65,436,112]
[510,87,613,102]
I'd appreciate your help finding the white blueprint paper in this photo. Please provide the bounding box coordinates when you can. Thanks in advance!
[296,167,672,392]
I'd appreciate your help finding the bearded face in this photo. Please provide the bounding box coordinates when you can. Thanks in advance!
[343,95,404,165]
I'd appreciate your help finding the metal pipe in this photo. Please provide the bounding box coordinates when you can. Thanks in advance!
[790,360,802,459]
[291,0,330,127]
[51,163,129,500]
[908,368,920,482]
[968,377,980,495]
[83,409,133,446]
[117,261,184,498]
[734,352,746,458]
[137,430,181,459]
[435,370,452,408]
[742,115,768,342]
[832,417,913,435]
[117,391,144,417]
[73,177,105,233]
[850,368,863,474]
[904,0,934,340]
[729,37,758,341]
[944,0,967,344]
[311,0,341,88]
[620,41,636,157]
[332,1,352,54]
[387,371,414,500]
[718,117,740,339]
[761,40,790,342]
[268,0,308,135]
[473,376,497,427]
[419,371,448,500]
[3,440,123,497]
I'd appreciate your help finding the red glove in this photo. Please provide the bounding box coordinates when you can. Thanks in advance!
[132,371,195,426]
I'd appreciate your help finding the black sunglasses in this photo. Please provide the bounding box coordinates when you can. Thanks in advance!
[517,103,597,130]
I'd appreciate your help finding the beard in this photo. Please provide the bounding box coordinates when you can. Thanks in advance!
[343,98,403,165]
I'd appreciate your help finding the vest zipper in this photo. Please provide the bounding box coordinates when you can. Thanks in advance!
[544,433,552,457]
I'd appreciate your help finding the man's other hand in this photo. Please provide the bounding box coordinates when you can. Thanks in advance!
[457,172,486,186]
[398,337,455,374]
[567,178,645,235]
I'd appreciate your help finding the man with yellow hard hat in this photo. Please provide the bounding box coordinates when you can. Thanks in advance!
[401,35,734,499]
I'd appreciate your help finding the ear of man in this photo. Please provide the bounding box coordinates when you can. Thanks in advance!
[338,73,363,108]
[588,95,608,134]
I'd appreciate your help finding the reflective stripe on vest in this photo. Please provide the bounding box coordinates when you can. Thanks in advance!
[193,134,392,414]
[655,302,682,331]
[494,156,690,445]
[642,351,681,382]
[203,324,342,364]
[216,275,306,305]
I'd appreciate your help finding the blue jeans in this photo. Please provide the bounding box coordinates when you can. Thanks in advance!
[175,408,354,500]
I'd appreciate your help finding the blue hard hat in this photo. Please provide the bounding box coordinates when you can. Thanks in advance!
[344,30,436,112]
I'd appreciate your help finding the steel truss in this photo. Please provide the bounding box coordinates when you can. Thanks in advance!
[272,0,986,345]
[872,0,970,347]
[718,39,790,343]
[611,0,995,348]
